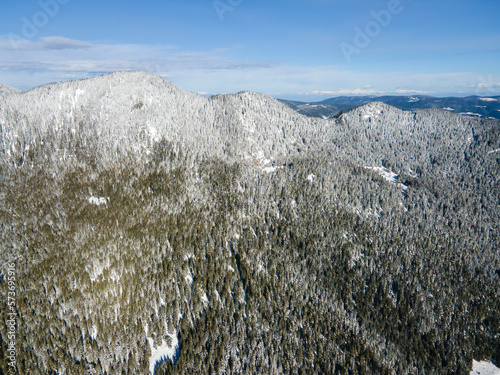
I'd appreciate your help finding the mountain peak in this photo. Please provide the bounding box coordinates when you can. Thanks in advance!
[23,71,187,98]
[0,83,20,96]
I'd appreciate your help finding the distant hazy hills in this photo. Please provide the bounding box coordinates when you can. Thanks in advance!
[280,95,500,120]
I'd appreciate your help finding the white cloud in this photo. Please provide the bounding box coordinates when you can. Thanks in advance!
[0,36,498,99]
[39,36,92,50]
[0,36,275,73]
[309,89,382,96]
[395,89,430,94]
[0,36,91,50]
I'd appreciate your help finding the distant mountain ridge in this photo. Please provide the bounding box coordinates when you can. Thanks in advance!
[279,94,500,120]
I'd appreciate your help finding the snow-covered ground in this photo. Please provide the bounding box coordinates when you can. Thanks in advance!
[201,292,209,306]
[365,167,408,195]
[262,166,277,173]
[460,112,482,117]
[148,331,179,375]
[302,104,326,108]
[470,360,500,375]
[366,167,398,184]
[88,196,109,206]
[361,103,383,119]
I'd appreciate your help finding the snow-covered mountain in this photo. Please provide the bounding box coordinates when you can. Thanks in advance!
[1,71,331,166]
[0,82,20,98]
[1,71,492,172]
[1,72,499,375]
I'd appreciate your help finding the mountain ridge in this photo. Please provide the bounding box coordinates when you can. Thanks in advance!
[279,94,500,120]
[0,71,330,165]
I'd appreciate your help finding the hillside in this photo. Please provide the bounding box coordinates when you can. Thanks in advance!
[1,72,328,164]
[0,72,499,375]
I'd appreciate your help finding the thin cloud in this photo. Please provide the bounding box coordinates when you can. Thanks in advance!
[395,89,431,95]
[0,39,498,98]
[0,38,276,73]
[39,36,92,50]
[309,89,384,96]
[0,36,91,50]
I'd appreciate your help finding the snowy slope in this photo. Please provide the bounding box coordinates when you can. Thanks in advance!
[336,102,477,176]
[0,83,20,97]
[148,331,179,375]
[0,71,331,165]
[365,166,408,195]
[471,360,500,375]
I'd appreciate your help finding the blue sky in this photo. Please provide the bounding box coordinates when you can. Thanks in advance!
[1,0,499,100]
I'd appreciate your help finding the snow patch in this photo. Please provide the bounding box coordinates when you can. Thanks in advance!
[408,97,420,103]
[262,166,277,173]
[460,112,482,117]
[361,103,383,119]
[443,107,454,111]
[366,166,398,184]
[488,149,500,155]
[183,252,194,261]
[148,126,161,143]
[148,331,179,375]
[307,174,316,182]
[470,360,500,375]
[201,292,209,306]
[90,326,97,341]
[365,167,408,195]
[479,98,497,102]
[88,196,109,206]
